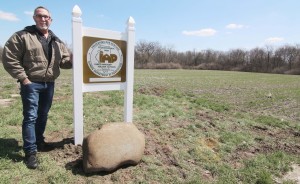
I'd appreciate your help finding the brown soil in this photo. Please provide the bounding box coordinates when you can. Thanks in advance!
[41,130,83,171]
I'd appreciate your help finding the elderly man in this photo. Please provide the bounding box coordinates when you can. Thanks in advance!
[2,6,72,169]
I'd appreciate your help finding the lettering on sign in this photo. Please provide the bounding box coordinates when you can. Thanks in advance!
[87,40,123,77]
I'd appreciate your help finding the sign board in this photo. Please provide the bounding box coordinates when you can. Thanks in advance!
[83,37,127,83]
[72,5,135,145]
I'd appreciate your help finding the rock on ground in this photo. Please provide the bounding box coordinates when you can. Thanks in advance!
[82,122,145,173]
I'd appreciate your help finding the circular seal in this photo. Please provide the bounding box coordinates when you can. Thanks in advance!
[87,40,123,77]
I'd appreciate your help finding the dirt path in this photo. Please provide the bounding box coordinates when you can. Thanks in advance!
[282,164,300,183]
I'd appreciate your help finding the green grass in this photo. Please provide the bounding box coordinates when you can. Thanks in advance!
[0,66,300,183]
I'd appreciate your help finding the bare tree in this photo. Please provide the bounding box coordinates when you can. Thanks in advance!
[153,44,176,64]
[279,45,299,70]
[227,49,247,70]
[0,45,3,63]
[249,47,266,72]
[135,40,160,67]
[263,45,275,72]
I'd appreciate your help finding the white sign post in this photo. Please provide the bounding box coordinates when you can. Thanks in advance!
[72,5,135,145]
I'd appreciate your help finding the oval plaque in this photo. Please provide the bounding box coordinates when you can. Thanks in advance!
[87,40,123,77]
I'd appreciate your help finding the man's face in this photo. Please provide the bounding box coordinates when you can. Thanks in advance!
[33,8,52,31]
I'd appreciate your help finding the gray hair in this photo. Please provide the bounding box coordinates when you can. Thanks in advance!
[34,6,51,16]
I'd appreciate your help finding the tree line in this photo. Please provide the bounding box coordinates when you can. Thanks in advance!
[135,40,300,75]
[1,41,300,75]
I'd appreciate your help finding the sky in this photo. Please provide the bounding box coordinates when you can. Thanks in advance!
[0,0,299,52]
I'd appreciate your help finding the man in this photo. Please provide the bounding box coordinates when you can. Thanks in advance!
[2,6,72,169]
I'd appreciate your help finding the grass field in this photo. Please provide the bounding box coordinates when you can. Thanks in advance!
[0,66,300,184]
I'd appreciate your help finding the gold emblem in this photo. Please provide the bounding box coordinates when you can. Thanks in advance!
[87,40,123,77]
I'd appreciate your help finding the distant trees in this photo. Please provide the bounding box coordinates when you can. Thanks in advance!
[134,40,300,74]
[134,40,181,69]
[1,40,300,75]
[0,46,2,62]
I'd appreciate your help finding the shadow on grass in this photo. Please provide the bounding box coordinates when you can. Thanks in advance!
[0,138,23,162]
[38,137,75,152]
[65,158,136,177]
[51,137,74,148]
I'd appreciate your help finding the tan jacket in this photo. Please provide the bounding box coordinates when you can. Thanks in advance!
[2,25,72,82]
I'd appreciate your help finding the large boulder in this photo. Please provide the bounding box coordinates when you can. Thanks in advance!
[82,122,145,173]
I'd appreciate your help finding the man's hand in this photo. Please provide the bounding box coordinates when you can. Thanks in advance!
[22,78,32,85]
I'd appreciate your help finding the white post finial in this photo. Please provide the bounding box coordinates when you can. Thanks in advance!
[72,5,82,18]
[127,16,135,29]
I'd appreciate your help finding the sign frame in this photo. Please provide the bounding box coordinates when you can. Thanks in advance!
[72,5,135,145]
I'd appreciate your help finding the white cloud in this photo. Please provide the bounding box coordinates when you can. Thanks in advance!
[226,23,246,29]
[0,10,19,21]
[182,28,217,37]
[265,37,284,44]
[24,11,33,16]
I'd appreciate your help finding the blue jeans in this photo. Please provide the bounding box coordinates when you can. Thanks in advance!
[20,82,55,154]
